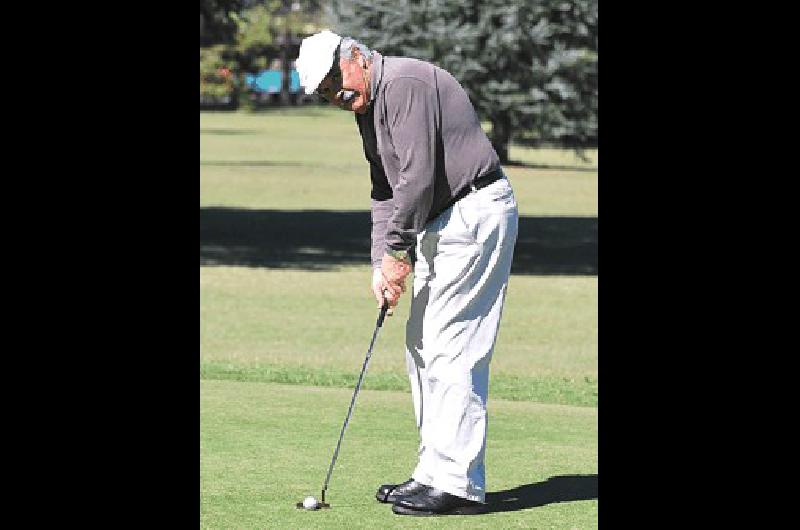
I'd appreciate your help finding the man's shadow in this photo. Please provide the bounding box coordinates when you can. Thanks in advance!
[483,474,597,514]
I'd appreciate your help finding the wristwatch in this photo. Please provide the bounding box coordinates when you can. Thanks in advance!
[387,248,411,262]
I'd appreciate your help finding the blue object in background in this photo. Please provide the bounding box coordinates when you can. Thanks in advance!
[245,69,301,94]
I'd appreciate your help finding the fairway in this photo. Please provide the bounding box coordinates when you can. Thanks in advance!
[200,109,597,216]
[201,380,598,529]
[200,265,598,406]
[200,108,598,526]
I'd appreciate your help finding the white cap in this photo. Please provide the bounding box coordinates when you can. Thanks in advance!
[295,30,343,95]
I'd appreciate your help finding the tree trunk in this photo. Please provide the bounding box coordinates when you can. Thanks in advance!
[238,71,248,110]
[281,30,293,105]
[490,114,511,164]
[280,1,293,106]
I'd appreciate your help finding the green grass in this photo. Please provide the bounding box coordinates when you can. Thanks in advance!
[200,379,598,529]
[200,109,597,216]
[200,265,597,406]
[200,361,597,407]
[200,108,598,526]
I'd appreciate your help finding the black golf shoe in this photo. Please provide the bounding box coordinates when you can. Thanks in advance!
[375,478,429,504]
[391,487,484,516]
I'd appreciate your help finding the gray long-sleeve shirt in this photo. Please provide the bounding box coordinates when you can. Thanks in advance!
[355,52,501,268]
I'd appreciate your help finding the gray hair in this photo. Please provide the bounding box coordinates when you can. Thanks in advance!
[339,37,372,61]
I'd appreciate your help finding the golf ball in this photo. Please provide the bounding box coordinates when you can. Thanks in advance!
[303,496,319,510]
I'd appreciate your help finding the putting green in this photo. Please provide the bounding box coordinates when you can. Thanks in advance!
[201,379,597,529]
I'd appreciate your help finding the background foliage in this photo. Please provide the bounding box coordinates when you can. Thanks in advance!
[200,1,598,157]
[328,0,597,161]
[200,0,326,108]
[200,45,238,107]
[200,0,245,46]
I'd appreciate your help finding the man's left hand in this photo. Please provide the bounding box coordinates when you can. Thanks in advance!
[381,252,412,307]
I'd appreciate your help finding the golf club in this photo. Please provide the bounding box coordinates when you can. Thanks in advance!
[297,296,390,510]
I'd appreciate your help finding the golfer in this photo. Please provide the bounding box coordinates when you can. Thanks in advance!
[296,30,518,516]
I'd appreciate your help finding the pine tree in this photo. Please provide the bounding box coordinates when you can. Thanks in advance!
[328,0,597,162]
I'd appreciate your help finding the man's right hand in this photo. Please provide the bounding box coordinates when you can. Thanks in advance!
[372,267,404,316]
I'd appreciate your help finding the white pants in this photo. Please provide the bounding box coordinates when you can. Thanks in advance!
[406,175,518,502]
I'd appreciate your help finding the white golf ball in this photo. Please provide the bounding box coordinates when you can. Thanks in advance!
[303,496,319,510]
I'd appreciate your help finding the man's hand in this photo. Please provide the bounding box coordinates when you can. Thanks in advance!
[381,252,412,307]
[372,252,412,314]
[371,268,395,315]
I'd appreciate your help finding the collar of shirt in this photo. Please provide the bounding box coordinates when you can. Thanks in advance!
[369,51,384,104]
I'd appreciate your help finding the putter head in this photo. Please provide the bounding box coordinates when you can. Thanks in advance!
[295,501,331,510]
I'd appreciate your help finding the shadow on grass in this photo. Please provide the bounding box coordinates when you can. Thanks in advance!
[199,208,597,275]
[213,105,330,117]
[200,129,259,135]
[200,160,306,167]
[505,159,598,172]
[484,474,598,514]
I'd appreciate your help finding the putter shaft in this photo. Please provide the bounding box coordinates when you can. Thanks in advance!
[321,301,389,502]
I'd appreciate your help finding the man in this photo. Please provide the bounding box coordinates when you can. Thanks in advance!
[295,30,518,516]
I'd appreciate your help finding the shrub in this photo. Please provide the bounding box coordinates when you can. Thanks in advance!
[200,45,238,108]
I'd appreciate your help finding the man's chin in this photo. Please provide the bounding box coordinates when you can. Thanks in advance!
[337,97,368,114]
[351,99,370,114]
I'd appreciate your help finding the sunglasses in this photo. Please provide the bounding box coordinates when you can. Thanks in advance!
[317,71,342,102]
[316,48,358,104]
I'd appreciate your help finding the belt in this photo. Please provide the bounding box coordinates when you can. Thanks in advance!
[451,168,504,206]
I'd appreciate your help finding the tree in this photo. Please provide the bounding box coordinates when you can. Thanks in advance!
[201,1,332,108]
[230,0,326,105]
[328,0,597,162]
[273,0,327,104]
[200,0,246,46]
[231,1,279,73]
